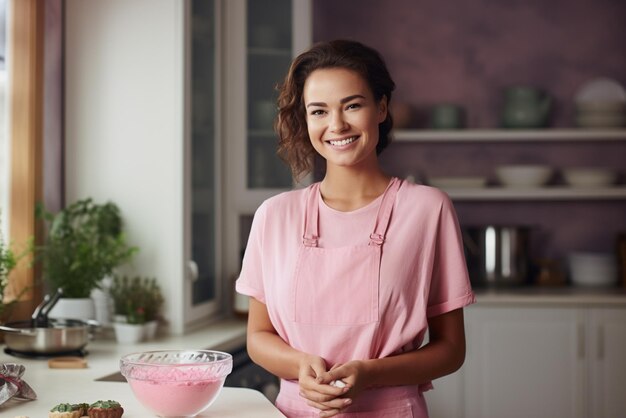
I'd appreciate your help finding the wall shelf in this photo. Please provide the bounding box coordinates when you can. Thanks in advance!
[439,186,626,201]
[393,129,626,143]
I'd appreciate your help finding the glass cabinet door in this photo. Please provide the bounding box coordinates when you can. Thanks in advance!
[246,0,293,189]
[188,0,220,318]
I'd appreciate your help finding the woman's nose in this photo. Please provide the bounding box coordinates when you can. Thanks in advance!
[329,111,348,133]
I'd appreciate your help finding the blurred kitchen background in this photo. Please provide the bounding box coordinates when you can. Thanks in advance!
[1,1,625,417]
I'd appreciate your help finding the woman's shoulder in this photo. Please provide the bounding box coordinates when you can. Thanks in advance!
[257,185,311,216]
[398,179,452,207]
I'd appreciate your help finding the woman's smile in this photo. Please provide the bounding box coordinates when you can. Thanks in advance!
[326,135,360,148]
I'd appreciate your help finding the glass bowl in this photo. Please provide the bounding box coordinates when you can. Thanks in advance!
[120,349,233,417]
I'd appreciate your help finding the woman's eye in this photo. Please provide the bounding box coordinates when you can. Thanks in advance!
[346,103,361,110]
[310,109,325,116]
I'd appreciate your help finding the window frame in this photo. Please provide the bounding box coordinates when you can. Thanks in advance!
[6,0,44,314]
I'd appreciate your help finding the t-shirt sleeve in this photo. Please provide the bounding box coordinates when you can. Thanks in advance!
[426,194,476,317]
[235,201,268,304]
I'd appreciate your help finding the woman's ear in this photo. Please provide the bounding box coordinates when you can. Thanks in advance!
[378,96,388,123]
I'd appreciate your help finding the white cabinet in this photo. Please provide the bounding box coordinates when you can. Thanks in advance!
[434,305,626,418]
[464,306,584,418]
[588,308,626,418]
[222,0,311,282]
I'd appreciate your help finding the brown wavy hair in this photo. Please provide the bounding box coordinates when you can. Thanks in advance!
[275,40,396,181]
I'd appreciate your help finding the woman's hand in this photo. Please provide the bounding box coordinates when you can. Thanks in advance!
[302,360,367,417]
[298,355,352,417]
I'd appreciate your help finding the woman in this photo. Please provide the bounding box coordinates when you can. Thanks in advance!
[236,40,475,417]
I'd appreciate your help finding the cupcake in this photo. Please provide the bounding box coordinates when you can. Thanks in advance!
[75,403,91,416]
[87,400,124,418]
[49,403,82,418]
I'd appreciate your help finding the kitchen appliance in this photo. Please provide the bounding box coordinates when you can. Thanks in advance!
[463,225,532,287]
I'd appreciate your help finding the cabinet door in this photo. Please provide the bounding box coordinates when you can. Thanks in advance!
[424,370,464,418]
[588,308,626,418]
[464,306,585,418]
[224,0,311,213]
[186,0,222,323]
[223,0,311,290]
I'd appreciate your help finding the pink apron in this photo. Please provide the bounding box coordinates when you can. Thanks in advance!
[276,178,428,417]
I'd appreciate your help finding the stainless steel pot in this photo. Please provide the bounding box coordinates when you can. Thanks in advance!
[0,318,98,354]
[463,225,531,286]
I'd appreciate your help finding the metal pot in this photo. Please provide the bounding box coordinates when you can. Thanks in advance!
[0,318,99,354]
[463,225,532,287]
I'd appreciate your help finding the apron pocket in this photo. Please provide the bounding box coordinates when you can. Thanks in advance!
[291,245,380,325]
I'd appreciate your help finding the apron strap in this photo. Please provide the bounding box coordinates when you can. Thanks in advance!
[302,178,402,247]
[303,183,320,247]
[369,177,402,246]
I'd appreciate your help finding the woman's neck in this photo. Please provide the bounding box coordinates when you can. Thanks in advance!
[320,166,391,212]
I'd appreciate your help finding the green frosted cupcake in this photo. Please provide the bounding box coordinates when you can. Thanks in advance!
[49,403,82,418]
[87,400,124,418]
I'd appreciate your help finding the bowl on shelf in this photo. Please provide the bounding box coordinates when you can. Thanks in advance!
[568,252,618,287]
[428,176,487,189]
[120,349,233,417]
[562,168,617,188]
[576,112,626,129]
[495,165,552,188]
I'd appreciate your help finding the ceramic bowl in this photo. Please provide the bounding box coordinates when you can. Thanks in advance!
[576,112,626,128]
[576,100,626,113]
[495,165,552,188]
[120,350,233,417]
[568,252,617,287]
[562,168,617,188]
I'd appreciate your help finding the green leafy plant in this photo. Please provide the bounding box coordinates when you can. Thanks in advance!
[110,275,164,324]
[37,198,138,298]
[0,214,32,318]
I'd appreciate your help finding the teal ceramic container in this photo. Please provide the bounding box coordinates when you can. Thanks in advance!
[501,86,552,129]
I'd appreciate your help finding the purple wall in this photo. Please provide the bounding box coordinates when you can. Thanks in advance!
[313,0,626,278]
[313,0,626,127]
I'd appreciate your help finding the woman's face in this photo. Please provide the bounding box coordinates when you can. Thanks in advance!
[303,67,387,170]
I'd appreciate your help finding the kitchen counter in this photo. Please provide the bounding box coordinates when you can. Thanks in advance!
[474,286,626,306]
[0,318,285,417]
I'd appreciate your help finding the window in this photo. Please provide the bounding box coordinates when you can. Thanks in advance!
[2,0,44,306]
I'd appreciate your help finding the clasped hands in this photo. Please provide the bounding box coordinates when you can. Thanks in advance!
[298,355,366,417]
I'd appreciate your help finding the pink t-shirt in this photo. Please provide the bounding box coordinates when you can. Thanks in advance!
[236,180,475,389]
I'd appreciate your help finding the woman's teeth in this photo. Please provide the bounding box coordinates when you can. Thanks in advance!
[329,136,357,146]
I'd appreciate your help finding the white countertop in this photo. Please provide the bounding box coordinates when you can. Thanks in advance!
[0,318,285,417]
[474,286,626,306]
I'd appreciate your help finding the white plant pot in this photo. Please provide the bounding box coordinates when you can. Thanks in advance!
[91,280,113,326]
[144,320,158,340]
[113,322,145,344]
[47,298,96,320]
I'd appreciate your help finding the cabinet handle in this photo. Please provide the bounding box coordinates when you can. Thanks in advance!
[597,324,604,360]
[577,323,585,359]
[187,260,199,282]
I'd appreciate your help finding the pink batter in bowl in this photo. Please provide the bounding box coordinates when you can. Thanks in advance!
[120,349,233,417]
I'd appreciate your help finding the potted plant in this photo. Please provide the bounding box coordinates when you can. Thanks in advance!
[110,275,164,343]
[37,198,138,320]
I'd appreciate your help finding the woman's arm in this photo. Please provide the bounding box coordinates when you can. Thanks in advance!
[246,297,311,379]
[246,297,350,409]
